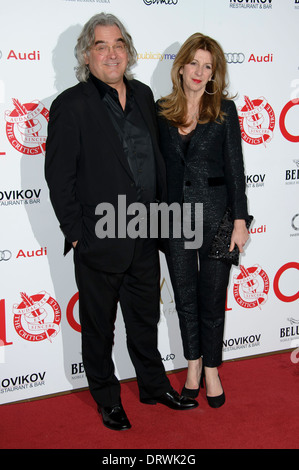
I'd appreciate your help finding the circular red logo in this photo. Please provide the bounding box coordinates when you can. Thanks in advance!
[238,96,275,146]
[5,99,49,155]
[13,291,61,342]
[233,265,269,309]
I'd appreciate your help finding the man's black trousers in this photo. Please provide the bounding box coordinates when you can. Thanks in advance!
[74,237,171,407]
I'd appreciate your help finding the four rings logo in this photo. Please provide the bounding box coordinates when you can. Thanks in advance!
[0,250,12,261]
[225,53,245,64]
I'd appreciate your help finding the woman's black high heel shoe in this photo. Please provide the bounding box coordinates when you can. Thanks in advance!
[202,373,225,408]
[181,374,204,399]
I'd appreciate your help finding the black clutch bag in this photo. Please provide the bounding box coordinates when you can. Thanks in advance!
[209,208,253,266]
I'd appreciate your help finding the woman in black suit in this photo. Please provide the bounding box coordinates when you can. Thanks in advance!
[157,33,250,408]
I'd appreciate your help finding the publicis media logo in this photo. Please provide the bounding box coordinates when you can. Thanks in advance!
[238,96,275,146]
[233,264,269,310]
[5,98,49,155]
[13,291,61,342]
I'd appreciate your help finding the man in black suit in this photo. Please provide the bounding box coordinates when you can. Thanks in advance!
[45,13,197,431]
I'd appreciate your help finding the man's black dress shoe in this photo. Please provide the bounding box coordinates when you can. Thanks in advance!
[140,389,198,410]
[98,403,131,431]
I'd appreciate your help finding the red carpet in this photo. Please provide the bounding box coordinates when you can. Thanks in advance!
[1,351,298,450]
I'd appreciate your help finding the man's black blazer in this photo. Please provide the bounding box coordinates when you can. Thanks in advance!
[45,78,167,272]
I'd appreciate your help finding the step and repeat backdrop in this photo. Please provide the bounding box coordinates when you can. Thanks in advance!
[0,0,298,404]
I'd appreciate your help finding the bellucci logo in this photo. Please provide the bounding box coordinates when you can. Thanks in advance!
[285,160,299,185]
[233,265,269,309]
[13,291,61,342]
[5,98,49,155]
[280,318,299,342]
[238,96,275,146]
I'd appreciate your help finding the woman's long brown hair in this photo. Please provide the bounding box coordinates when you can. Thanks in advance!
[159,33,231,128]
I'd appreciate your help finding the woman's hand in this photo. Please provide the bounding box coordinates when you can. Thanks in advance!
[229,219,249,253]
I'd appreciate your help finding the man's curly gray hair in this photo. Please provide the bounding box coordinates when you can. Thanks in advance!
[74,12,137,82]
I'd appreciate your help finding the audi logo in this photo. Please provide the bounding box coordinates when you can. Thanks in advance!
[0,250,12,261]
[225,53,245,64]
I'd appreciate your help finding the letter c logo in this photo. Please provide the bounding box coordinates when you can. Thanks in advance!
[279,99,299,142]
[66,292,81,332]
[273,262,299,302]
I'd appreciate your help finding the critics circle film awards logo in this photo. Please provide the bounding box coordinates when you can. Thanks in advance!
[5,98,49,155]
[238,96,275,146]
[233,265,269,309]
[13,291,61,342]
